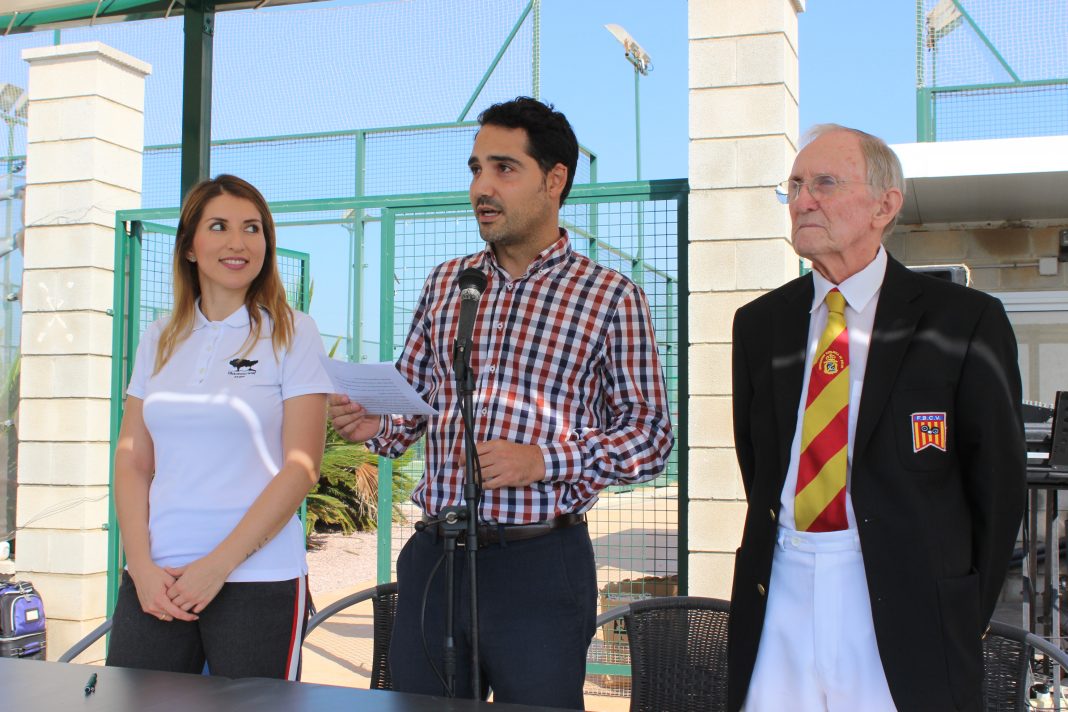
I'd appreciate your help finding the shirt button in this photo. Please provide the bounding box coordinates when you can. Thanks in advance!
[791,536,801,548]
[489,365,496,373]
[496,323,503,330]
[756,584,766,596]
[506,284,513,291]
[481,408,488,415]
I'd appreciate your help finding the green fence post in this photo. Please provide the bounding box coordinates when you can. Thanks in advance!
[457,0,536,121]
[350,130,367,362]
[916,88,934,142]
[531,0,541,100]
[107,218,141,615]
[376,208,397,584]
[675,187,689,595]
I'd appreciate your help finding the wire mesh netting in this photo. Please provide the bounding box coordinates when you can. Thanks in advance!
[143,135,363,209]
[382,193,682,697]
[0,0,537,159]
[917,0,1068,140]
[0,0,540,208]
[116,181,685,698]
[142,127,595,210]
[0,0,542,563]
[132,223,309,337]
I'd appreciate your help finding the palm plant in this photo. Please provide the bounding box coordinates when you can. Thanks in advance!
[305,335,418,535]
[306,422,418,535]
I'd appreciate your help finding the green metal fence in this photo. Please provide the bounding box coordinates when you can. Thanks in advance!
[916,0,1068,141]
[135,123,595,368]
[363,180,686,697]
[110,178,687,694]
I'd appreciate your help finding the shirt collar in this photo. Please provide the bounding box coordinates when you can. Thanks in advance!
[481,229,573,282]
[192,300,252,330]
[810,245,887,314]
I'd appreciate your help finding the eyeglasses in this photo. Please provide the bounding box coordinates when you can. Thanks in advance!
[774,175,871,205]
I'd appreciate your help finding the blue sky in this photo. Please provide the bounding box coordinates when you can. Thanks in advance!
[302,0,920,183]
[0,0,925,355]
[535,0,918,183]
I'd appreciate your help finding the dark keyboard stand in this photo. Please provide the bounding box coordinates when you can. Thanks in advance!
[1024,392,1068,647]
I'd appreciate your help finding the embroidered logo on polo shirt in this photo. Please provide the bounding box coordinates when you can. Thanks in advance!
[228,358,259,378]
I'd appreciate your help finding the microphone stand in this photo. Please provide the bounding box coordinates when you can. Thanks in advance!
[434,333,481,698]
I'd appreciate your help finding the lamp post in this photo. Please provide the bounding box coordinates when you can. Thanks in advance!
[604,24,652,179]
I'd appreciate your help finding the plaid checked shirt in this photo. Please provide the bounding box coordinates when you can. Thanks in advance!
[366,231,674,524]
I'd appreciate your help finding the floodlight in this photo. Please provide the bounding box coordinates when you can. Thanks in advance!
[604,24,652,76]
[0,83,27,120]
[926,0,962,48]
[0,184,25,202]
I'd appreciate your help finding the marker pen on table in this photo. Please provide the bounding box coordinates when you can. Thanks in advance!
[85,672,97,695]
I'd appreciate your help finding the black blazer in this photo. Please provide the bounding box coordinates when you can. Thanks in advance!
[727,255,1026,712]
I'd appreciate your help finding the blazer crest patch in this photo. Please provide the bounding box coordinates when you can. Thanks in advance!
[911,412,947,452]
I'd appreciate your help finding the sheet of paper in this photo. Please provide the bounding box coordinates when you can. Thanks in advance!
[319,357,437,416]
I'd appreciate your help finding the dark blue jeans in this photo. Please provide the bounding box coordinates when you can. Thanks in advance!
[389,522,597,709]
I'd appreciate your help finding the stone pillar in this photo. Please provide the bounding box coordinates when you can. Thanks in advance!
[688,0,804,597]
[16,42,150,661]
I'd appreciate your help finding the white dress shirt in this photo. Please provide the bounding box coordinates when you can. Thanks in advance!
[778,246,888,531]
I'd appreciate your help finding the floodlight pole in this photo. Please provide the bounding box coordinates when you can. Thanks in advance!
[634,66,642,180]
[604,25,650,180]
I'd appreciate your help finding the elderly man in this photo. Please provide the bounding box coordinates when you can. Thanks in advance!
[728,124,1026,711]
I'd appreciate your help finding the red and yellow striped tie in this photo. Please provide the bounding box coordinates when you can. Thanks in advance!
[795,289,850,532]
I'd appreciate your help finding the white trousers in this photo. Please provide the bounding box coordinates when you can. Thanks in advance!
[743,528,897,712]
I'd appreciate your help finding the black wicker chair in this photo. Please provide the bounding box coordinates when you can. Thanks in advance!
[57,617,112,663]
[595,595,729,712]
[983,619,1068,711]
[59,581,400,691]
[305,581,398,691]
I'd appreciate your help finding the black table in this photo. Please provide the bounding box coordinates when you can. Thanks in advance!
[0,658,559,711]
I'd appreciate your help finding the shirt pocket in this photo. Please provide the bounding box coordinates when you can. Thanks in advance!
[891,387,954,472]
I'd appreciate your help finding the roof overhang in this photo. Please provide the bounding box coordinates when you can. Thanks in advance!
[892,136,1068,227]
[2,0,324,35]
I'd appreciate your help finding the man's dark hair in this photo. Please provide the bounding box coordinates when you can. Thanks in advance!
[477,97,579,206]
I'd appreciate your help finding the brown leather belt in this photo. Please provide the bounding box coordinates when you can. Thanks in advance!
[421,512,586,546]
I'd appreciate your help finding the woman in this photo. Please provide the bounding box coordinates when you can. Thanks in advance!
[106,175,333,680]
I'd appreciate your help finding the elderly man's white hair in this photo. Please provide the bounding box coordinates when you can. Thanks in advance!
[801,124,906,237]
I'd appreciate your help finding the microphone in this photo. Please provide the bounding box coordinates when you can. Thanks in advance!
[453,267,487,384]
[455,267,488,348]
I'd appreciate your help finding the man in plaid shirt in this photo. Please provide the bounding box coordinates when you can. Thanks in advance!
[329,97,673,709]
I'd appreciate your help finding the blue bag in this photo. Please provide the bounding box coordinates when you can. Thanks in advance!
[0,581,46,659]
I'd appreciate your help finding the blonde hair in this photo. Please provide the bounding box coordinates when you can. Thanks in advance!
[803,123,906,237]
[154,175,294,373]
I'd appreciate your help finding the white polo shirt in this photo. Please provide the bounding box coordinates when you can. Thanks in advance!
[127,304,333,582]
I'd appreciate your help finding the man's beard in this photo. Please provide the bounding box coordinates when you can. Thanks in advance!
[478,219,520,246]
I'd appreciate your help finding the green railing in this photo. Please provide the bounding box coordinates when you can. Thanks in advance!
[109,179,687,695]
[916,0,1068,141]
